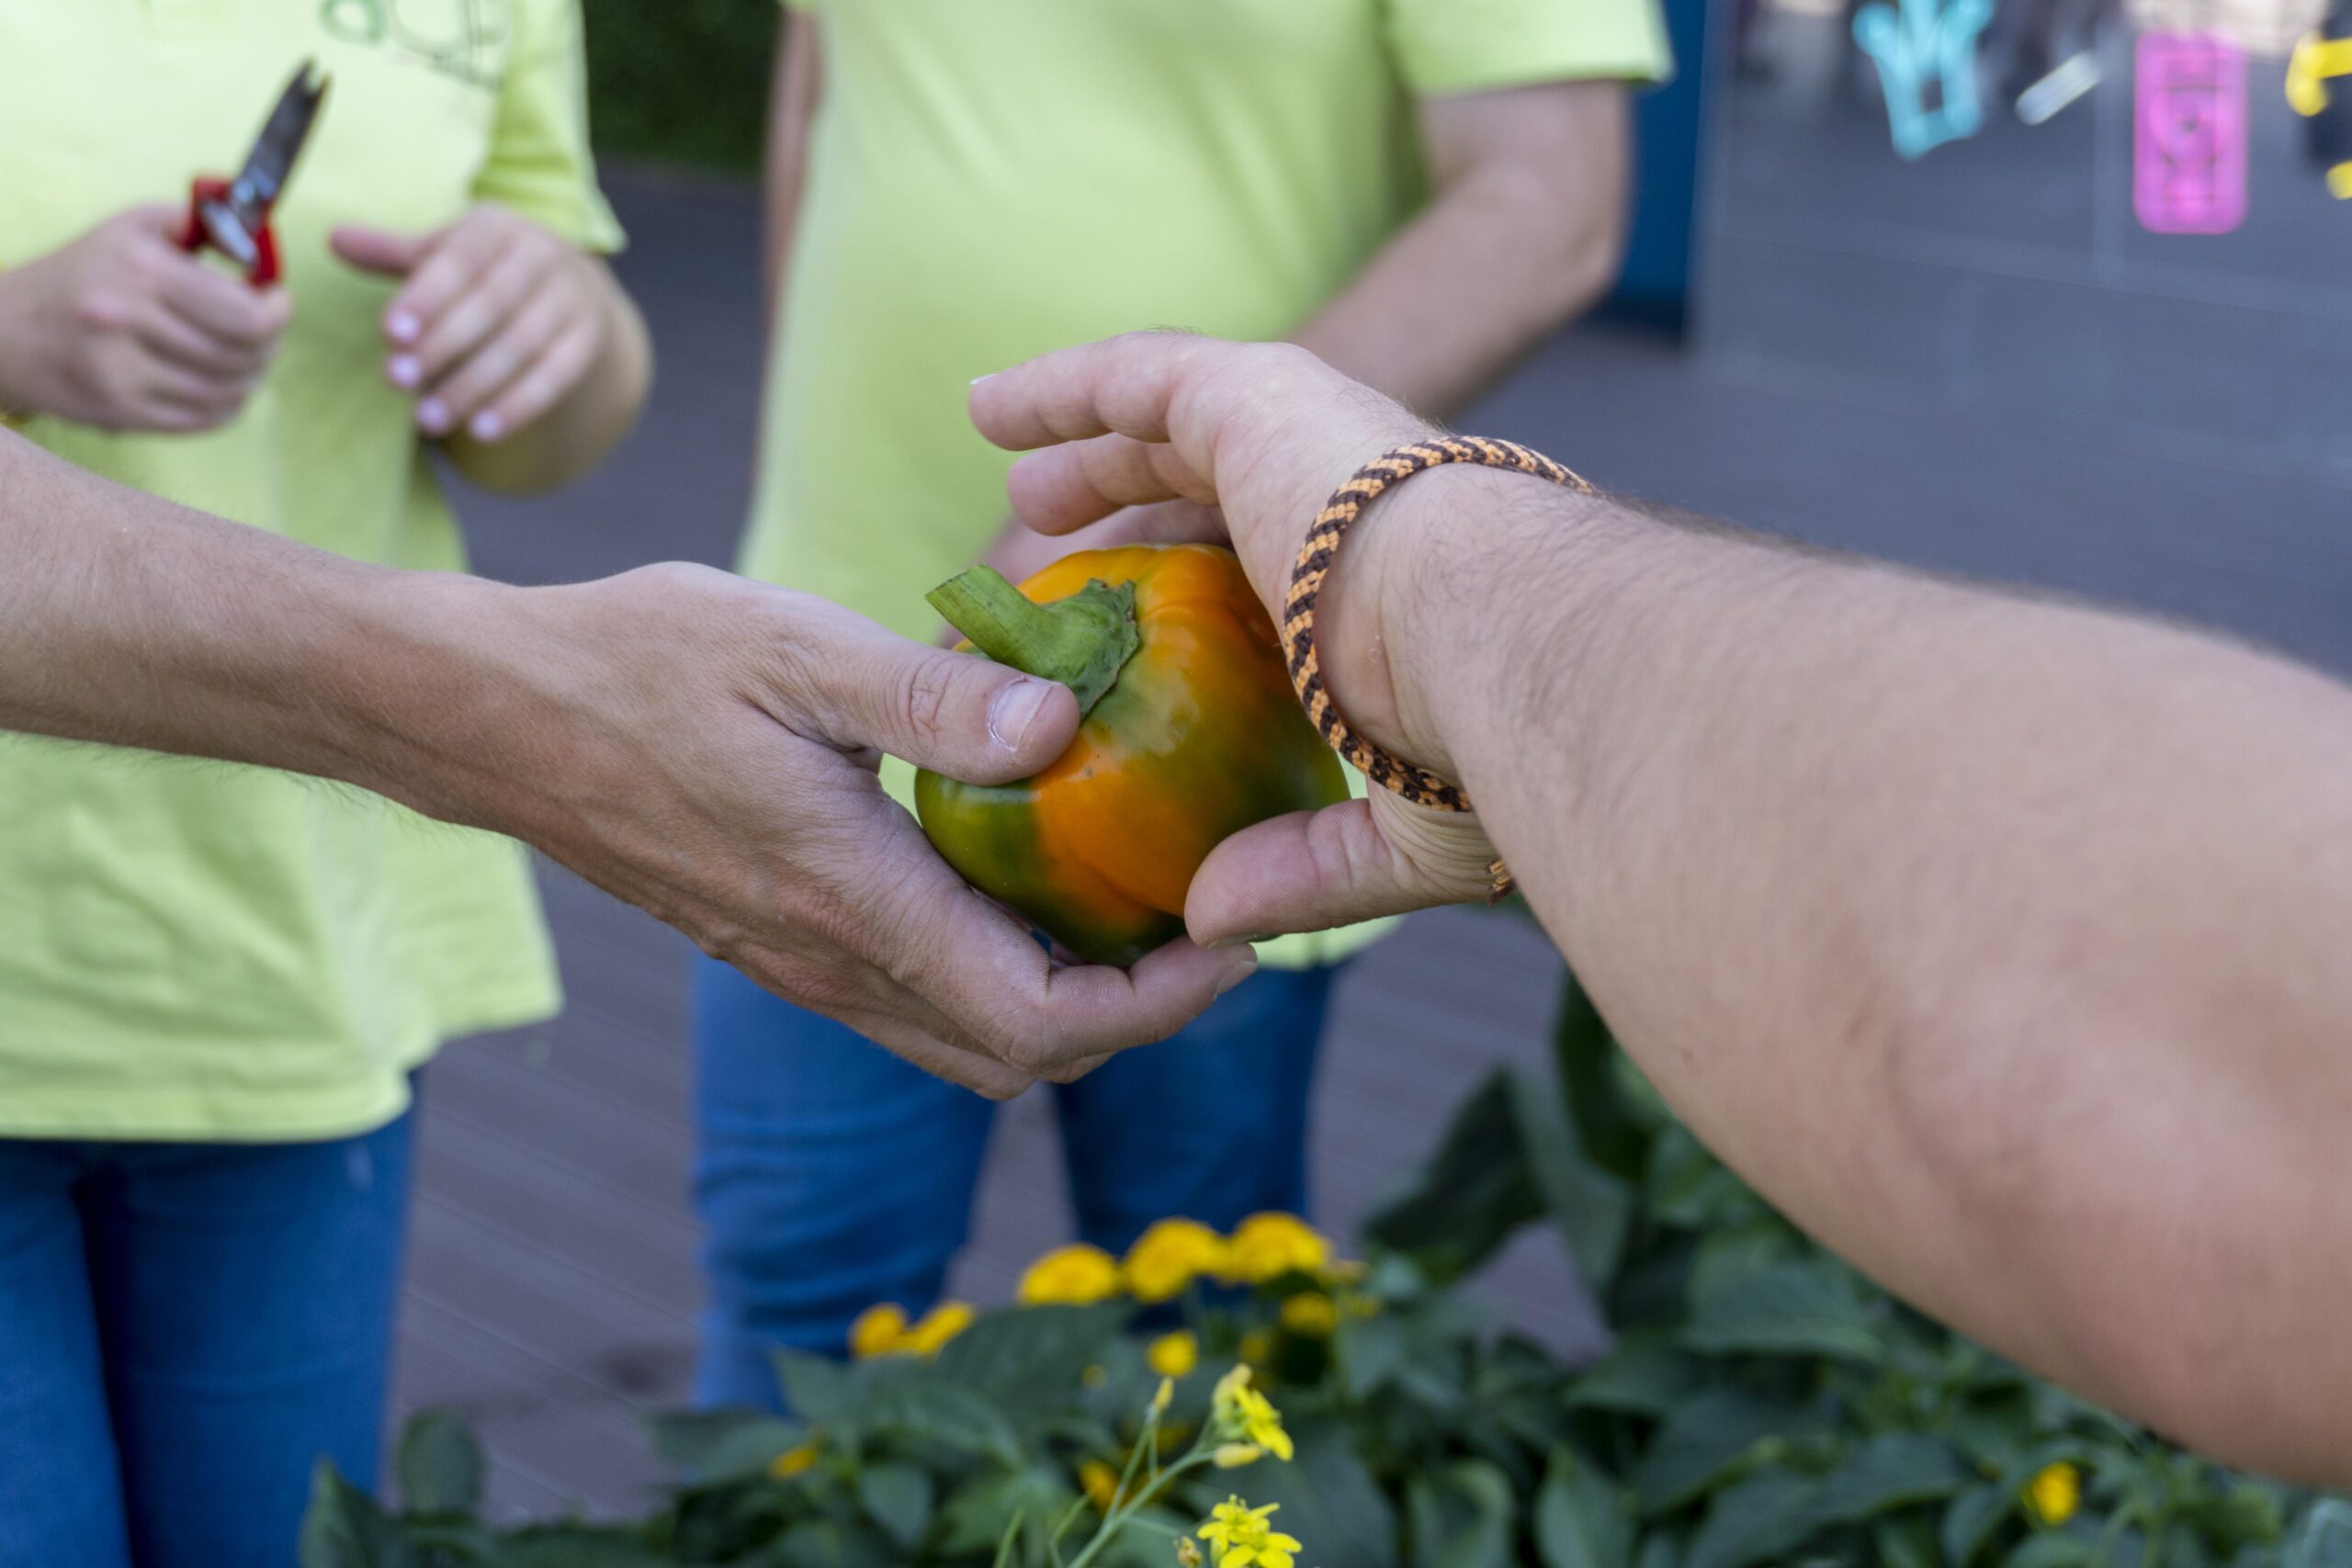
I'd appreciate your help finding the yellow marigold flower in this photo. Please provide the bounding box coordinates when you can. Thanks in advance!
[1080,1460,1122,1513]
[1220,1213,1329,1285]
[1125,1218,1229,1303]
[1210,1366,1295,1462]
[1176,1539,1203,1568]
[902,1300,975,1357]
[847,1303,909,1359]
[1148,1329,1201,1379]
[1279,1293,1337,1338]
[2026,1461,2081,1527]
[1238,1328,1274,1368]
[769,1442,820,1480]
[1019,1243,1123,1305]
[1198,1497,1302,1568]
[1214,1443,1264,1469]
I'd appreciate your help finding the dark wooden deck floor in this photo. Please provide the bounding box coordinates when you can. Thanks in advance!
[398,170,2352,1518]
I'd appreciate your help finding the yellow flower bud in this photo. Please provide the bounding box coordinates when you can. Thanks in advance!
[847,1303,909,1359]
[1148,1329,1200,1380]
[1149,1377,1175,1418]
[1280,1292,1338,1337]
[2025,1461,2082,1527]
[768,1442,820,1480]
[1080,1459,1122,1513]
[1219,1213,1329,1285]
[1214,1443,1265,1469]
[1175,1538,1203,1567]
[902,1300,975,1357]
[1018,1243,1124,1306]
[1123,1218,1230,1303]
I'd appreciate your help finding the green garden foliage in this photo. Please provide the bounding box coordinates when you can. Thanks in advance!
[303,973,2352,1566]
[582,0,779,174]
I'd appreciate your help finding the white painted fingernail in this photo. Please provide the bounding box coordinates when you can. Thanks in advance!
[417,397,448,434]
[969,373,997,387]
[1214,956,1258,999]
[387,310,421,344]
[469,410,503,442]
[987,678,1054,753]
[387,355,420,389]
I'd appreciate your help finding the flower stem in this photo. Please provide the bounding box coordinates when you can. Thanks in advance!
[928,567,1140,718]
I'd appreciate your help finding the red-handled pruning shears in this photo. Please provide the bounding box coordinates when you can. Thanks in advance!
[177,61,330,288]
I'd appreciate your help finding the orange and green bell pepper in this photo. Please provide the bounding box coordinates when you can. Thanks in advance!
[915,544,1348,967]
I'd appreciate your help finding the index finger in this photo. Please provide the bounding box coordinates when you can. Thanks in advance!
[971,333,1429,617]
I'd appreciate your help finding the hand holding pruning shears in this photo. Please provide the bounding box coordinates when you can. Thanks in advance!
[0,63,322,433]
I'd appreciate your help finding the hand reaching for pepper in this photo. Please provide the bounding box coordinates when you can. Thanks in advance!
[967,334,1509,944]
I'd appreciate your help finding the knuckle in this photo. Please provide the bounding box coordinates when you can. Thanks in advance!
[890,661,955,751]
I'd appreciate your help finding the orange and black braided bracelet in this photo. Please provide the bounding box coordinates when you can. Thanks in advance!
[1283,435,1595,900]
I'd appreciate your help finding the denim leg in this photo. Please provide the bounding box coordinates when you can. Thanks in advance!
[693,954,996,1407]
[81,1111,415,1568]
[0,1141,130,1568]
[1056,965,1336,1256]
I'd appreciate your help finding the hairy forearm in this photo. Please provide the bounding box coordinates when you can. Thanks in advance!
[1294,87,1627,419]
[0,432,542,827]
[1371,468,2352,1479]
[446,266,651,495]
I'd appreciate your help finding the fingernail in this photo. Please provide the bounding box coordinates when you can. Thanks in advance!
[1214,957,1259,999]
[987,678,1054,753]
[387,310,421,344]
[1205,932,1272,951]
[469,410,503,443]
[968,373,997,387]
[387,355,420,389]
[416,397,448,434]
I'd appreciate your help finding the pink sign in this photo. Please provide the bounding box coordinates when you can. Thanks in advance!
[2134,31,2248,234]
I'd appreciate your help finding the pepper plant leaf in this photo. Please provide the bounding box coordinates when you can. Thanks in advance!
[396,1408,483,1517]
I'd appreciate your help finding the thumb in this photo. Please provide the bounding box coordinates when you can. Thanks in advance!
[329,224,434,278]
[1185,796,1495,945]
[812,618,1081,785]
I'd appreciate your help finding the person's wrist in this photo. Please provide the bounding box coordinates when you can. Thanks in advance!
[1310,464,1509,784]
[331,570,573,838]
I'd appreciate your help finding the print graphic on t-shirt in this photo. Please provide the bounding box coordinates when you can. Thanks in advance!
[321,0,509,88]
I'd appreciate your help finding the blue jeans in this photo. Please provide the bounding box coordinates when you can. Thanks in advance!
[693,956,1334,1408]
[0,1111,414,1568]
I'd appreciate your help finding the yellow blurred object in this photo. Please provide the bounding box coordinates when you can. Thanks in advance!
[1080,1459,1122,1513]
[769,1443,820,1481]
[2025,1461,2082,1526]
[1211,1366,1295,1462]
[1125,1218,1229,1303]
[1279,1293,1338,1337]
[1221,1213,1329,1283]
[848,1303,910,1359]
[1238,1328,1275,1367]
[1148,1330,1201,1379]
[1019,1243,1124,1305]
[903,1301,975,1356]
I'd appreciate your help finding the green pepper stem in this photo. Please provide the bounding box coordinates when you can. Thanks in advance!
[928,566,1140,717]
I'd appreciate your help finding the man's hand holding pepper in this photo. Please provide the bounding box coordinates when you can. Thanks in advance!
[967,333,1510,943]
[0,437,1248,1099]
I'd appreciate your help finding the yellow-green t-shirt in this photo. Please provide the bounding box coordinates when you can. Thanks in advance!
[0,0,622,1141]
[741,0,1669,967]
